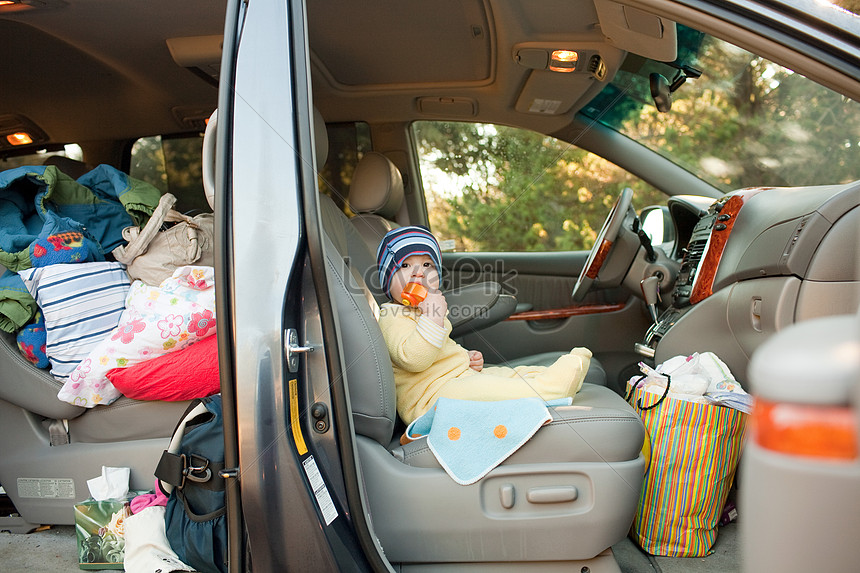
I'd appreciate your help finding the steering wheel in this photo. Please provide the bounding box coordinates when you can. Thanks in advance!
[571,187,635,302]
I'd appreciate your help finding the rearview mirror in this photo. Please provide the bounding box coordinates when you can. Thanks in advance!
[650,73,672,112]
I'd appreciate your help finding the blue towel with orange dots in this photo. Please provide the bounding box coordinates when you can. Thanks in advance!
[403,397,570,485]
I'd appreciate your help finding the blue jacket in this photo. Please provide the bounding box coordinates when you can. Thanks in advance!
[0,164,161,332]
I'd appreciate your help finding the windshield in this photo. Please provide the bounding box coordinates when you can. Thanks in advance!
[581,23,860,192]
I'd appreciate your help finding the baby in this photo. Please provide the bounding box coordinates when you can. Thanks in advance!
[376,225,592,424]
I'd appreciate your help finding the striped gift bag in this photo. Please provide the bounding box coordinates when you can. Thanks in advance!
[628,384,747,556]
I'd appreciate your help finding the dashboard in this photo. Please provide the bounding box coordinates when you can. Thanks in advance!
[639,181,860,388]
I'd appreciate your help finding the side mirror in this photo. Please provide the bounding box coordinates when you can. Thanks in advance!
[639,206,674,245]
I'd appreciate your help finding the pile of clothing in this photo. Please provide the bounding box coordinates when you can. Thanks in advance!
[0,164,218,407]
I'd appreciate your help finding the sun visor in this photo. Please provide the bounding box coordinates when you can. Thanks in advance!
[593,0,677,62]
[166,35,223,86]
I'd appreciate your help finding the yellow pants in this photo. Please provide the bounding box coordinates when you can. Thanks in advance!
[434,347,592,405]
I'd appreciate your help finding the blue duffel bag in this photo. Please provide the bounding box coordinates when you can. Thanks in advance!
[155,394,228,573]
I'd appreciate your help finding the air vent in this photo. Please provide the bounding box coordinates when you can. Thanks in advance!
[686,239,707,261]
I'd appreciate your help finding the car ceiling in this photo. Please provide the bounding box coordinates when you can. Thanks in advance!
[1,0,225,148]
[0,0,679,152]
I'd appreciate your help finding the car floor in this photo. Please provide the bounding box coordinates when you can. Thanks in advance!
[1,520,740,572]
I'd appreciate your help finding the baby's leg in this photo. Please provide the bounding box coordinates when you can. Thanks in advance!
[438,348,591,403]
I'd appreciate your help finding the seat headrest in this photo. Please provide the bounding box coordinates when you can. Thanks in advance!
[42,156,91,179]
[347,152,404,220]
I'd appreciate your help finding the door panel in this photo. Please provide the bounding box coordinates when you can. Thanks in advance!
[443,251,651,392]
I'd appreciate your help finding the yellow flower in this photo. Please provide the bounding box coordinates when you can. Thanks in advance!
[100,356,109,365]
[163,339,177,350]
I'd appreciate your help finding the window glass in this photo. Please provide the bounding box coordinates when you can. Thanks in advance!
[317,121,373,213]
[130,135,210,214]
[412,121,662,252]
[583,24,860,191]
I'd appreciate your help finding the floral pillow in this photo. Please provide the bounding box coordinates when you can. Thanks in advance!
[57,266,216,407]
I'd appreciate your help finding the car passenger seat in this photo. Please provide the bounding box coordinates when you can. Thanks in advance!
[319,204,646,570]
[0,166,196,530]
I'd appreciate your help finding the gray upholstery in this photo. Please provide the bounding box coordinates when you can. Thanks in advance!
[324,233,397,445]
[0,331,85,420]
[68,397,193,442]
[321,191,386,302]
[0,330,192,440]
[348,151,404,218]
[0,327,193,525]
[393,383,643,466]
[319,184,646,566]
[347,151,404,250]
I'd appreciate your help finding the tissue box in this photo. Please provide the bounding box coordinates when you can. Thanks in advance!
[74,496,135,570]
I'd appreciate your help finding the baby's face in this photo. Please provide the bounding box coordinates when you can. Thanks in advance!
[390,254,439,299]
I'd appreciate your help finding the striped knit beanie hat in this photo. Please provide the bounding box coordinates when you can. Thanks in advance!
[377,225,442,302]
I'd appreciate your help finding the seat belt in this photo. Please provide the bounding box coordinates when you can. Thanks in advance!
[48,419,69,446]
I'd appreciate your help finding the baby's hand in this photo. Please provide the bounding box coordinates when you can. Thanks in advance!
[468,350,484,372]
[418,290,447,326]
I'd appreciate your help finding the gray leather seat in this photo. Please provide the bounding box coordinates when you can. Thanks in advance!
[0,330,193,528]
[347,151,406,251]
[316,111,641,567]
[321,218,646,568]
[0,158,195,529]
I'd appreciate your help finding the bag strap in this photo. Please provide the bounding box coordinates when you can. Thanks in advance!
[113,193,177,263]
[156,451,225,492]
[164,209,198,226]
[155,398,208,495]
[626,373,672,410]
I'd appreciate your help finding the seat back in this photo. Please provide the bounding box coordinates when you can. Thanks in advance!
[41,155,92,179]
[320,194,397,444]
[347,152,405,252]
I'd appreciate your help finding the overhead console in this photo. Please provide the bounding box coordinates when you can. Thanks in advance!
[512,0,678,117]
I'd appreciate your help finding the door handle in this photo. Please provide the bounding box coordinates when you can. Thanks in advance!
[285,328,314,373]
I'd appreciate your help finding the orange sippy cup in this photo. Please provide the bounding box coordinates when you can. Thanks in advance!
[401,282,428,306]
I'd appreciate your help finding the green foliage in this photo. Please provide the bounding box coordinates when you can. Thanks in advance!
[415,122,662,252]
[415,29,859,253]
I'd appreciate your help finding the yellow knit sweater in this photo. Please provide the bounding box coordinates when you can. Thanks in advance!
[378,302,471,424]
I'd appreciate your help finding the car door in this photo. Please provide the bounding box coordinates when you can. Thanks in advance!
[219,1,393,571]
